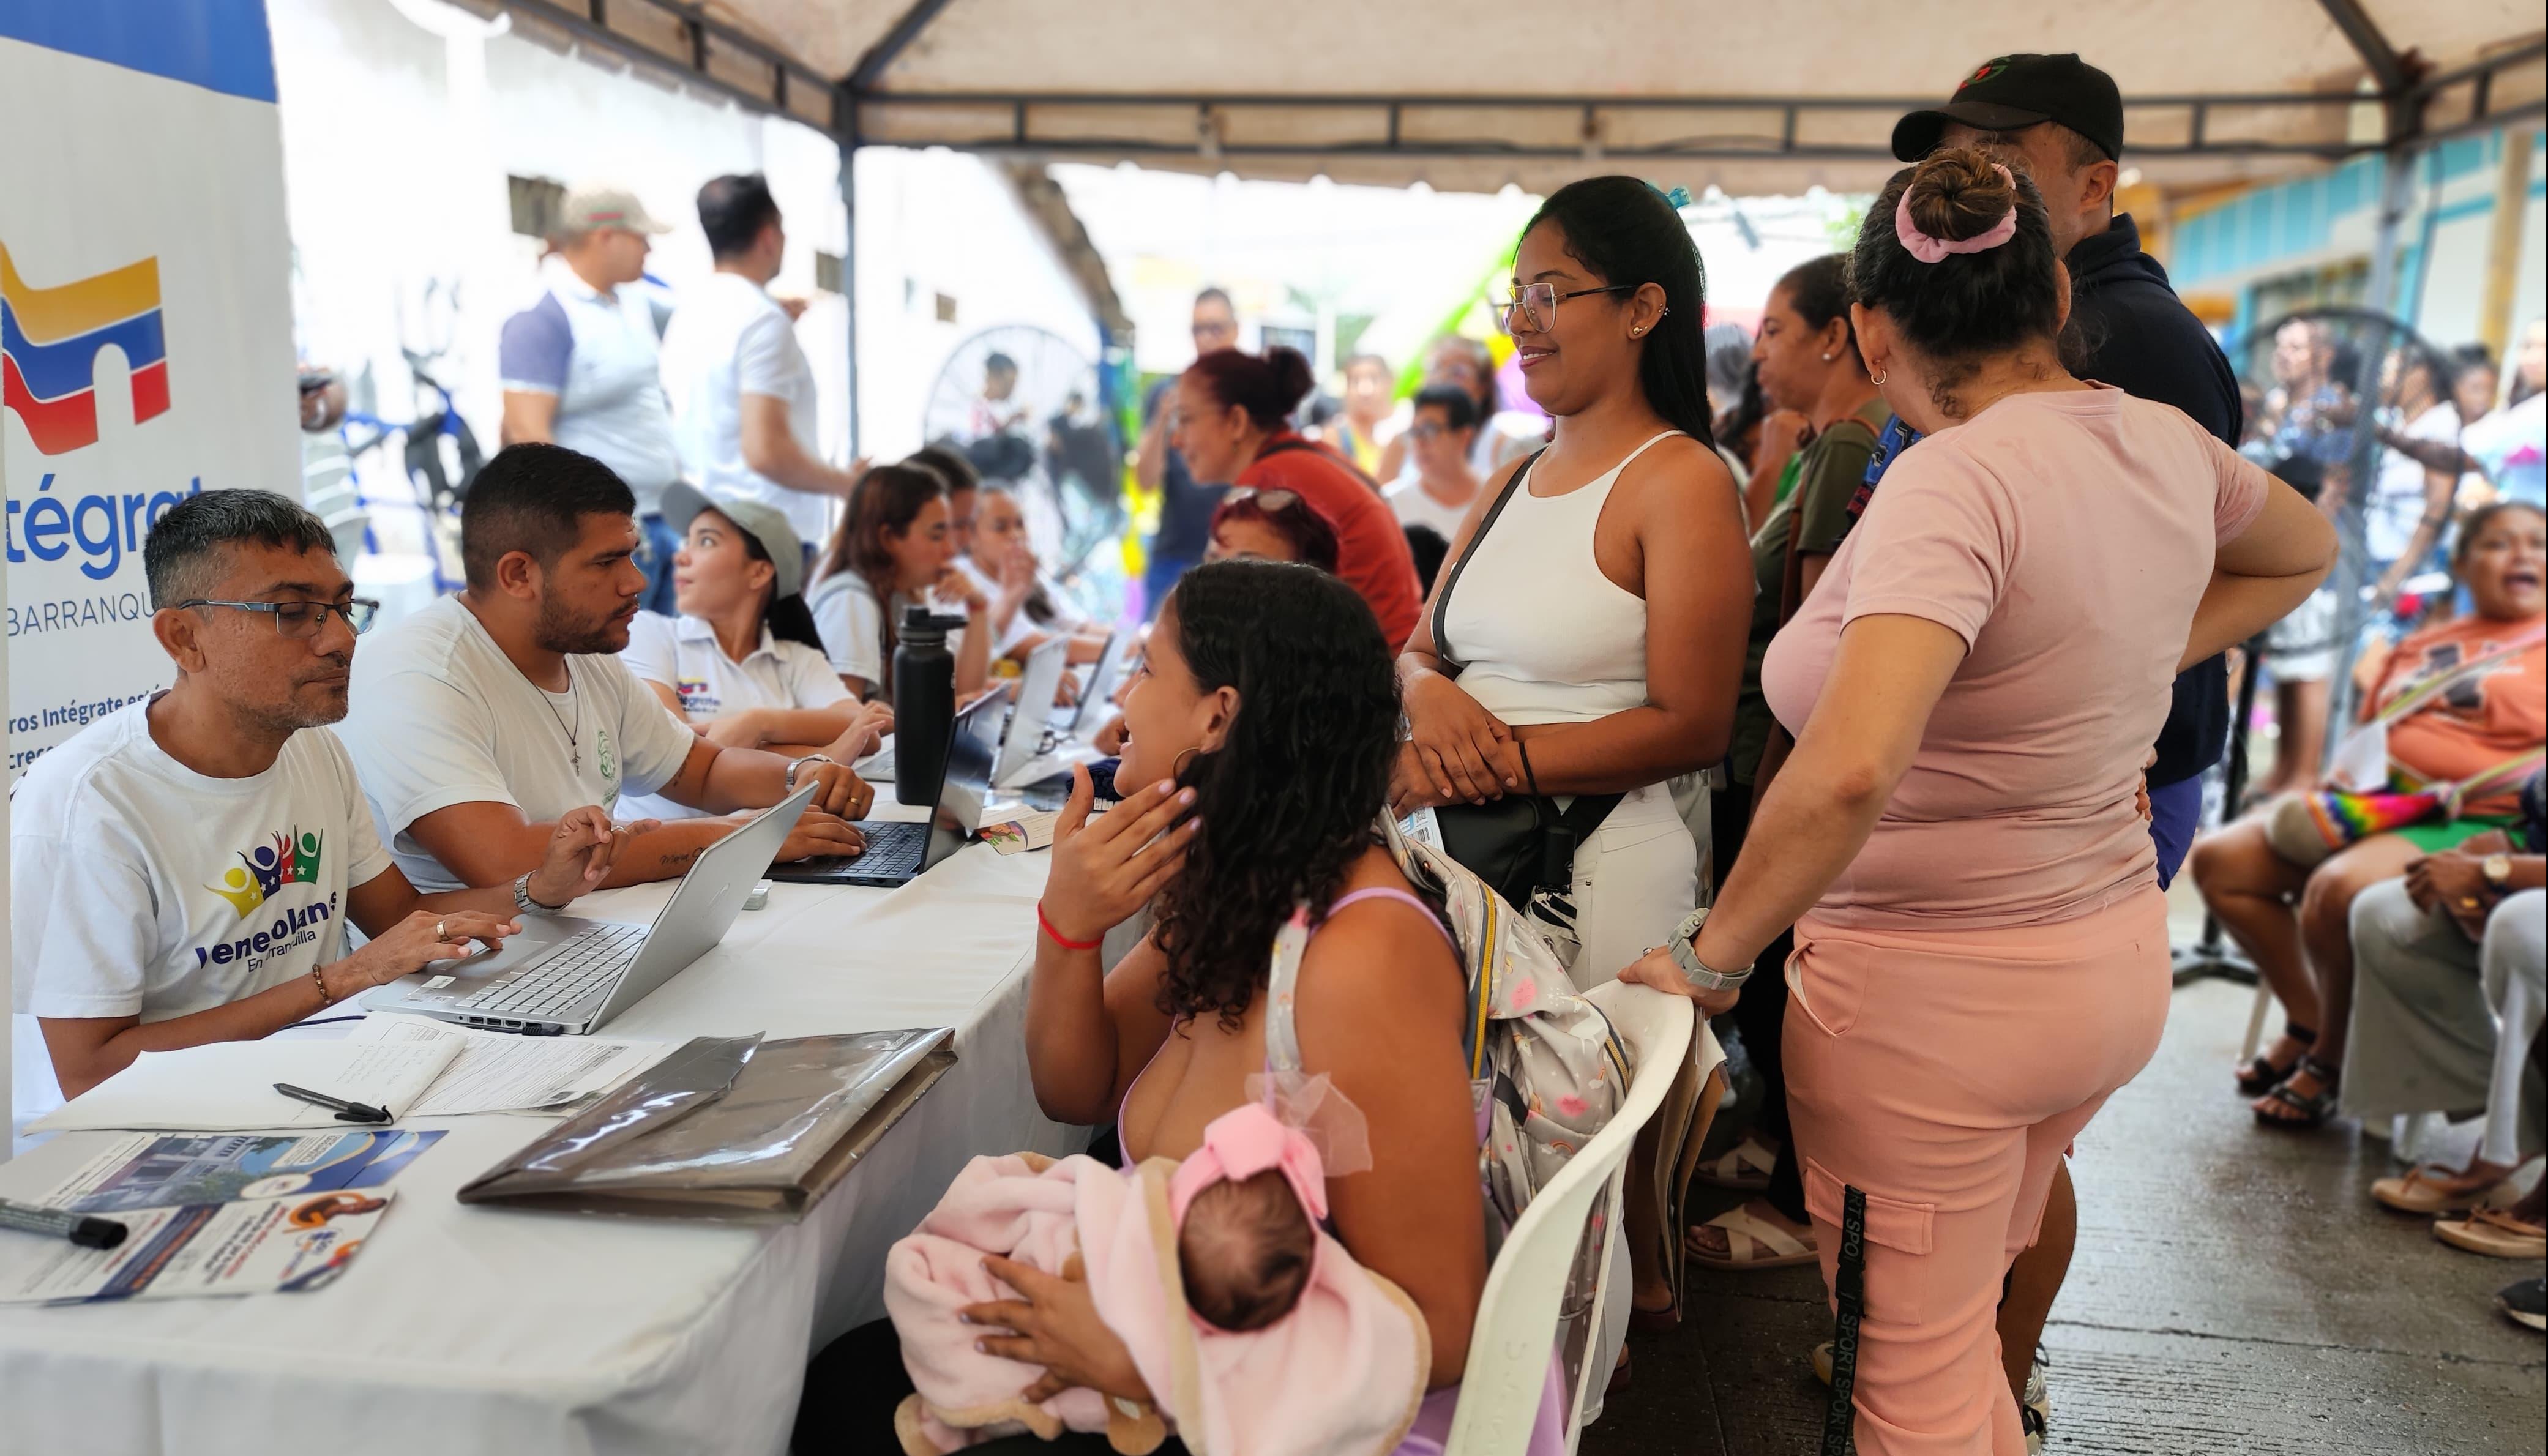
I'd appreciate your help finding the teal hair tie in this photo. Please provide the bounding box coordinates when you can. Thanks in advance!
[1646,182,1692,211]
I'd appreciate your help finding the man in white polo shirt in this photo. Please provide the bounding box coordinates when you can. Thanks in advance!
[499,182,686,613]
[342,443,873,894]
[659,173,861,558]
[10,491,631,1128]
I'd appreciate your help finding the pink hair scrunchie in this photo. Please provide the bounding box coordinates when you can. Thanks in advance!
[1894,163,2020,264]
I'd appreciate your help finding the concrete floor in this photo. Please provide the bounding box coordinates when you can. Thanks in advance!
[1583,976,2548,1455]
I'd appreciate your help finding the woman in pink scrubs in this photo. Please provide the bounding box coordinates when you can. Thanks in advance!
[1622,149,2337,1454]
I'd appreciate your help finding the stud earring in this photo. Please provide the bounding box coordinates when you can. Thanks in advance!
[1821,351,1837,362]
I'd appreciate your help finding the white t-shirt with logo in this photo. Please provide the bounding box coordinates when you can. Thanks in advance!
[616,610,851,821]
[10,701,394,1127]
[659,271,833,548]
[341,595,697,891]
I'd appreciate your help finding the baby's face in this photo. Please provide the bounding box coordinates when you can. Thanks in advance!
[1178,1170,1315,1332]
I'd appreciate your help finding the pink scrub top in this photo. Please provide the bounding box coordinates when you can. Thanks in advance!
[1762,386,2272,932]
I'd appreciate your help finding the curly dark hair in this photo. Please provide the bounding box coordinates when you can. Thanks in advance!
[1148,559,1404,1029]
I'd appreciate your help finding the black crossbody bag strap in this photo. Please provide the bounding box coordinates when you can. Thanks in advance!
[1429,448,1546,676]
[1820,1185,1868,1455]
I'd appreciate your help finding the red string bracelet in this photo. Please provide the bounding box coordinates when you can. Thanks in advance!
[1037,902,1102,952]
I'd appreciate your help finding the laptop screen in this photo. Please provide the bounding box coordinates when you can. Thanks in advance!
[924,689,1007,872]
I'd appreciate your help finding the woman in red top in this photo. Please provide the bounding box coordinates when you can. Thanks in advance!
[1171,346,1424,646]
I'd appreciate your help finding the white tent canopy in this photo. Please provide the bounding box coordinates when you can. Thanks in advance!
[482,0,2544,196]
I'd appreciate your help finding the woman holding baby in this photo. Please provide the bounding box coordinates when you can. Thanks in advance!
[794,558,1527,1455]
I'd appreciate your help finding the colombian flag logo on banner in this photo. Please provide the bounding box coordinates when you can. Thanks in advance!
[0,241,171,455]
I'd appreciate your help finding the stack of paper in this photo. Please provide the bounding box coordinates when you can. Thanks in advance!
[347,1015,667,1114]
[26,1040,461,1135]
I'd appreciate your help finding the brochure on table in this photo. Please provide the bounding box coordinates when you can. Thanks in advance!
[0,1189,396,1304]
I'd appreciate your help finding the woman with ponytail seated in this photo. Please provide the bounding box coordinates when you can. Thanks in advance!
[618,485,894,822]
[1170,346,1424,645]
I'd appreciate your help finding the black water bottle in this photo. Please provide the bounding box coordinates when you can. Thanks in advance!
[891,605,964,806]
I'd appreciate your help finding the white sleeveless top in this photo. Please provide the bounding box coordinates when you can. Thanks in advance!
[1437,431,1679,726]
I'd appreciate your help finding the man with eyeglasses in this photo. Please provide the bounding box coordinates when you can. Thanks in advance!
[1133,285,1241,618]
[10,491,635,1133]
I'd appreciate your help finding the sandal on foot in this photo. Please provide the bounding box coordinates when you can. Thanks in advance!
[2372,1163,2511,1215]
[2253,1056,2341,1129]
[2235,1022,2316,1096]
[1686,1203,1819,1270]
[2435,1207,2548,1260]
[1628,1294,1679,1335]
[1694,1132,1778,1190]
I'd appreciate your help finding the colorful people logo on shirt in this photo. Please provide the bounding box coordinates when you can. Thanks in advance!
[204,826,324,917]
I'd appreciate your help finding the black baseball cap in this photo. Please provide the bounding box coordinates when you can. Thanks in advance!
[1892,53,2124,165]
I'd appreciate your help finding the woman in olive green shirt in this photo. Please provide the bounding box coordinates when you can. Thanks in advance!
[1696,252,1888,1271]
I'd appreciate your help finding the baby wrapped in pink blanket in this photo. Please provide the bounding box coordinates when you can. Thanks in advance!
[884,1097,1432,1456]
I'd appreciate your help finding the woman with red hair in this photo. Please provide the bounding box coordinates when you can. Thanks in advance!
[1170,346,1422,644]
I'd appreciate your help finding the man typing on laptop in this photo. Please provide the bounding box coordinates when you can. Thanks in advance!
[10,493,633,1119]
[343,444,873,893]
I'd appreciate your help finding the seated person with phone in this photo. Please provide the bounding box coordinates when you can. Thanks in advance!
[10,493,633,1120]
[343,444,875,894]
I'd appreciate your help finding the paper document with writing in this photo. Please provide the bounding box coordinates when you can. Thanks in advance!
[0,1189,394,1305]
[347,1015,669,1114]
[26,1041,462,1134]
[43,1130,446,1212]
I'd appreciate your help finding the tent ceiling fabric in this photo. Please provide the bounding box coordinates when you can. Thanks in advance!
[569,0,2545,195]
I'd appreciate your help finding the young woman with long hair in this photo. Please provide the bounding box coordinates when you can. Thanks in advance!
[1394,173,1753,1371]
[807,463,990,702]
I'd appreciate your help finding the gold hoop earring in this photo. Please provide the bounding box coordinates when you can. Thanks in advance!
[1171,746,1200,778]
[1869,368,1888,386]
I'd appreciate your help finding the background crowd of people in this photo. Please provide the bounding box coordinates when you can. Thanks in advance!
[15,43,2545,1456]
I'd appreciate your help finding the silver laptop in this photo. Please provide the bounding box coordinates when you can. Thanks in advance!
[767,689,1004,887]
[368,783,818,1035]
[1061,629,1131,733]
[996,636,1072,788]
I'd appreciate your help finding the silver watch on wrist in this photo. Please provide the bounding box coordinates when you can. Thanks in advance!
[1667,906,1754,991]
[785,753,835,791]
[514,872,564,916]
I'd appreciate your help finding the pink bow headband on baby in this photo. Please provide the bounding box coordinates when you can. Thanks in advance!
[1168,1101,1329,1226]
[1894,163,2020,264]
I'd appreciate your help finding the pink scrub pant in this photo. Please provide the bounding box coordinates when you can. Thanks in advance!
[1783,889,2171,1456]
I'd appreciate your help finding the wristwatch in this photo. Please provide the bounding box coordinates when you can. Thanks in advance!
[785,753,836,791]
[1667,906,1754,991]
[514,872,566,915]
[2482,853,2513,890]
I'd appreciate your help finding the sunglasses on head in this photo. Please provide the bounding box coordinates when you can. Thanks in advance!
[1222,487,1303,514]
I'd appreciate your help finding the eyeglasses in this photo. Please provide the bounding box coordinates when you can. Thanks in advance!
[177,598,381,637]
[1497,282,1636,336]
[1408,422,1458,441]
[1222,487,1304,514]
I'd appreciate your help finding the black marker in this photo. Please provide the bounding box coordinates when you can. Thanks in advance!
[274,1081,393,1124]
[0,1196,129,1250]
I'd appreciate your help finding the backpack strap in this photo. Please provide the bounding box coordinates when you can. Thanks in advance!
[1428,448,1546,676]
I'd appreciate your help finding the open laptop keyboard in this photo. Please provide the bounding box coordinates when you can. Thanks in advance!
[846,819,928,878]
[457,922,649,1017]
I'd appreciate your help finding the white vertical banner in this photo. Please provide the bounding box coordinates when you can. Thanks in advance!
[1,1,301,783]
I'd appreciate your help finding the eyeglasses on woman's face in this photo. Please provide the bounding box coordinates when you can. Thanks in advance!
[177,597,381,637]
[1496,282,1636,337]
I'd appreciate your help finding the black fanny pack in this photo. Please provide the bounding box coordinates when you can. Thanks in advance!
[1425,446,1620,905]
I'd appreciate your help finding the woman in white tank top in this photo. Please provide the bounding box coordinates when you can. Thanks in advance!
[1394,177,1753,1356]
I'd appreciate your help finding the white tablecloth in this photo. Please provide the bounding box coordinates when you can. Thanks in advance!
[0,832,1075,1456]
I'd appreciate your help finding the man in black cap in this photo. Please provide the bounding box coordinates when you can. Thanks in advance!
[1873,52,2246,1449]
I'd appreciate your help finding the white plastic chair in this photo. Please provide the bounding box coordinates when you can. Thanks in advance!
[1444,982,1694,1456]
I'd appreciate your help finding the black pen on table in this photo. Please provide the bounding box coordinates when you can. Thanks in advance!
[0,1196,129,1250]
[274,1081,393,1124]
